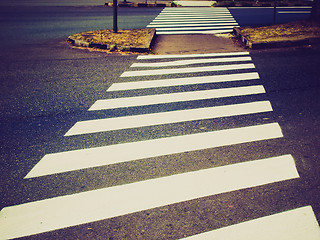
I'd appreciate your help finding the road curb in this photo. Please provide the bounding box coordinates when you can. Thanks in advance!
[233,27,320,49]
[67,29,156,53]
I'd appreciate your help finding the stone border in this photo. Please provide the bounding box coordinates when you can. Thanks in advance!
[233,27,320,49]
[67,28,156,53]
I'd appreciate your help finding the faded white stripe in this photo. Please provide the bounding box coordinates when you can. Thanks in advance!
[152,18,235,22]
[152,29,234,35]
[147,22,238,28]
[120,63,255,77]
[25,123,282,178]
[1,155,298,239]
[277,11,311,13]
[65,101,273,136]
[155,14,233,17]
[148,20,237,25]
[154,16,234,20]
[155,26,236,31]
[181,206,320,240]
[107,72,259,92]
[161,8,230,11]
[91,85,265,110]
[131,56,252,68]
[137,52,249,60]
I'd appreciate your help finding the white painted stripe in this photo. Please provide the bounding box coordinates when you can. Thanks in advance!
[154,16,234,20]
[148,20,237,25]
[120,63,255,77]
[137,52,249,60]
[170,1,216,7]
[157,10,231,13]
[156,29,234,35]
[152,18,235,22]
[162,7,230,10]
[159,13,232,16]
[160,11,231,14]
[131,56,252,68]
[157,12,231,17]
[66,101,273,136]
[1,155,298,239]
[107,72,259,92]
[277,11,311,13]
[180,206,320,240]
[160,9,230,12]
[158,12,231,15]
[147,22,238,28]
[229,6,312,9]
[91,85,265,110]
[161,8,230,11]
[156,13,233,17]
[25,123,282,178]
[153,26,236,31]
[277,6,312,8]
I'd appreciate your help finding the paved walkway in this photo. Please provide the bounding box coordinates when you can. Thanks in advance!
[151,34,244,54]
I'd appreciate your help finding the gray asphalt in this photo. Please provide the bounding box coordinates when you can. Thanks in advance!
[1,5,319,240]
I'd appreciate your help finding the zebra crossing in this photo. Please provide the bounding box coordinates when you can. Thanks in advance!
[1,52,320,239]
[147,7,239,34]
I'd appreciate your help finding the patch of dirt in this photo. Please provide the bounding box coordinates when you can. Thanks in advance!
[69,28,154,47]
[240,20,320,43]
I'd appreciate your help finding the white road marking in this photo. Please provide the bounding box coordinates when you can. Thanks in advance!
[25,123,282,178]
[90,85,266,110]
[157,11,231,14]
[155,14,233,18]
[156,26,236,31]
[154,15,233,19]
[148,7,237,34]
[107,72,260,92]
[65,101,273,136]
[180,206,320,240]
[137,52,249,60]
[149,19,236,24]
[171,1,217,7]
[161,9,230,12]
[157,29,234,35]
[120,63,255,77]
[157,13,231,16]
[131,56,252,68]
[1,155,298,239]
[161,7,230,11]
[152,18,235,22]
[277,11,311,13]
[147,22,238,28]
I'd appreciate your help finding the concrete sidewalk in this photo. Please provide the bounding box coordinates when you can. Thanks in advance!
[151,34,244,54]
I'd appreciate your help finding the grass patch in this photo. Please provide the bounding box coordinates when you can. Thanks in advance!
[241,20,320,43]
[69,28,154,48]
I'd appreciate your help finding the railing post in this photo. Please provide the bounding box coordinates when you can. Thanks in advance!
[273,0,277,25]
[113,0,118,33]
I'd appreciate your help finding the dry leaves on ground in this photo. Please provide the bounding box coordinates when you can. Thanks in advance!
[241,20,320,43]
[70,28,154,47]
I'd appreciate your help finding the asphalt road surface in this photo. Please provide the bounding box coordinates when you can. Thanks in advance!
[1,4,319,240]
